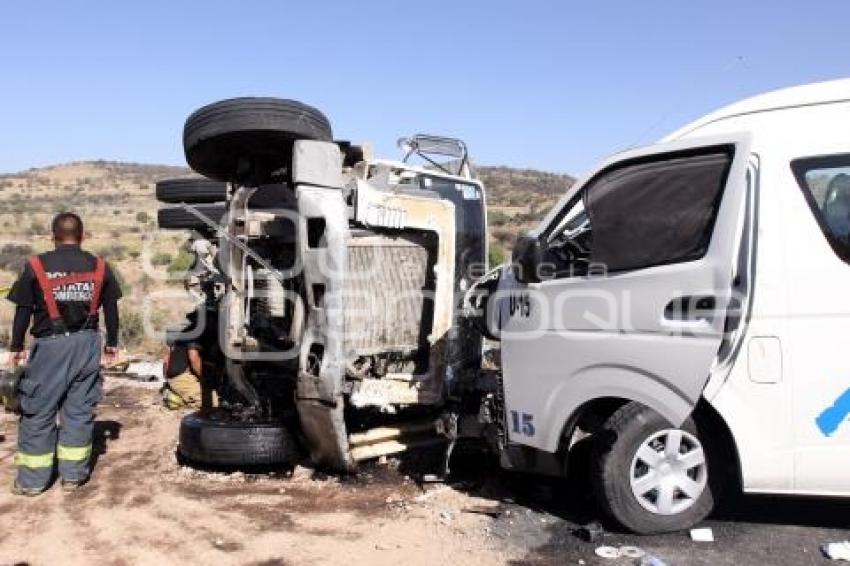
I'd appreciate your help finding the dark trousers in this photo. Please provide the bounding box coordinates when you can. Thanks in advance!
[15,330,102,489]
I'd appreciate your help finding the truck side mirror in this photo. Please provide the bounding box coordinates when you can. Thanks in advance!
[512,234,543,284]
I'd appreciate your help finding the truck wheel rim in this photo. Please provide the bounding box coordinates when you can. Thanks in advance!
[629,429,707,516]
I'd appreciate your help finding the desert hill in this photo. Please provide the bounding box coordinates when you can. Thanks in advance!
[0,160,574,351]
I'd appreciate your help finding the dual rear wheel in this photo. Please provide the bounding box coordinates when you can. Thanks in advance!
[157,97,335,232]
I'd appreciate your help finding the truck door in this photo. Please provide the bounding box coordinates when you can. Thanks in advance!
[499,134,752,452]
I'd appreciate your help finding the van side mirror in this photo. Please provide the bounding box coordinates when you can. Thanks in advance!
[512,234,543,284]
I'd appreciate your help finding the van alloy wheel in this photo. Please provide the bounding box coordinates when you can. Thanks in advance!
[629,428,707,515]
[591,402,720,534]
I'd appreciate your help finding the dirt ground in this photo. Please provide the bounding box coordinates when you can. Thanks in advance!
[1,379,848,566]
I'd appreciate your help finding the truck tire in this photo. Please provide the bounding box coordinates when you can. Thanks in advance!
[157,204,226,232]
[183,97,333,185]
[591,402,721,534]
[178,412,302,467]
[156,177,228,204]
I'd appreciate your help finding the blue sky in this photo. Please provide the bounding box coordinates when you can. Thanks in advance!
[0,1,848,176]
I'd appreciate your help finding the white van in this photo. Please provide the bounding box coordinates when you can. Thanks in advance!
[495,79,850,533]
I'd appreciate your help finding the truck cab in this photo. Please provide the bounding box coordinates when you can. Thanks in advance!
[157,101,488,474]
[487,79,850,533]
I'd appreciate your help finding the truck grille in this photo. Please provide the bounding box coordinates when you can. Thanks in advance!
[344,232,435,356]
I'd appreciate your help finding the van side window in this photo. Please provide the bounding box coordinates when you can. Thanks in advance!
[792,154,850,263]
[546,147,733,276]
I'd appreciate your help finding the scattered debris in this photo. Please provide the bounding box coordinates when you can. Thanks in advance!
[290,465,313,480]
[438,510,453,525]
[124,360,164,382]
[211,538,243,553]
[383,493,410,511]
[574,521,605,543]
[594,546,620,559]
[461,505,504,518]
[620,546,646,559]
[823,541,850,561]
[102,359,164,384]
[412,485,450,503]
[593,545,649,560]
[690,527,715,542]
[482,346,501,369]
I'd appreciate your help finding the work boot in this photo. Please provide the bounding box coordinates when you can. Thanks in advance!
[10,482,45,497]
[60,478,88,492]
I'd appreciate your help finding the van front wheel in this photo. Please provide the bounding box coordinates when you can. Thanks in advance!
[591,402,719,534]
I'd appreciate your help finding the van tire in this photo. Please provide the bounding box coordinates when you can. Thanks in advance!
[178,412,301,468]
[591,402,720,534]
[183,97,333,185]
[156,178,228,204]
[157,204,226,232]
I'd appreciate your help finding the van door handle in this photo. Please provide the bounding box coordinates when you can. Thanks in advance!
[663,296,717,322]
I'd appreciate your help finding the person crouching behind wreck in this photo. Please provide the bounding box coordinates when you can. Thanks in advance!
[161,307,219,411]
[6,212,122,495]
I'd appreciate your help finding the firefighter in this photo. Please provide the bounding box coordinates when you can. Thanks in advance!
[161,308,219,410]
[162,340,204,410]
[7,212,121,495]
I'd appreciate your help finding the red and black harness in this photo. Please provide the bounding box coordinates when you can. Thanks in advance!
[27,255,106,335]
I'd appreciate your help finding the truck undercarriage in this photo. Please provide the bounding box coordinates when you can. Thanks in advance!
[157,98,489,472]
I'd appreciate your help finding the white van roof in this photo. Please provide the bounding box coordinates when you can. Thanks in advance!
[663,78,850,141]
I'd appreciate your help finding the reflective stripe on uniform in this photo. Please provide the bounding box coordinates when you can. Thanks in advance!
[57,444,92,462]
[14,451,55,469]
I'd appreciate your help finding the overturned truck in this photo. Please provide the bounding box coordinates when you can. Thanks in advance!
[157,98,488,472]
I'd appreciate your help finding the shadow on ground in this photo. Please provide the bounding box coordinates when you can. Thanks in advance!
[444,441,850,565]
[90,419,122,471]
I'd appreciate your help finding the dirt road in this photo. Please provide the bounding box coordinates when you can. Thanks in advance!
[0,379,848,566]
